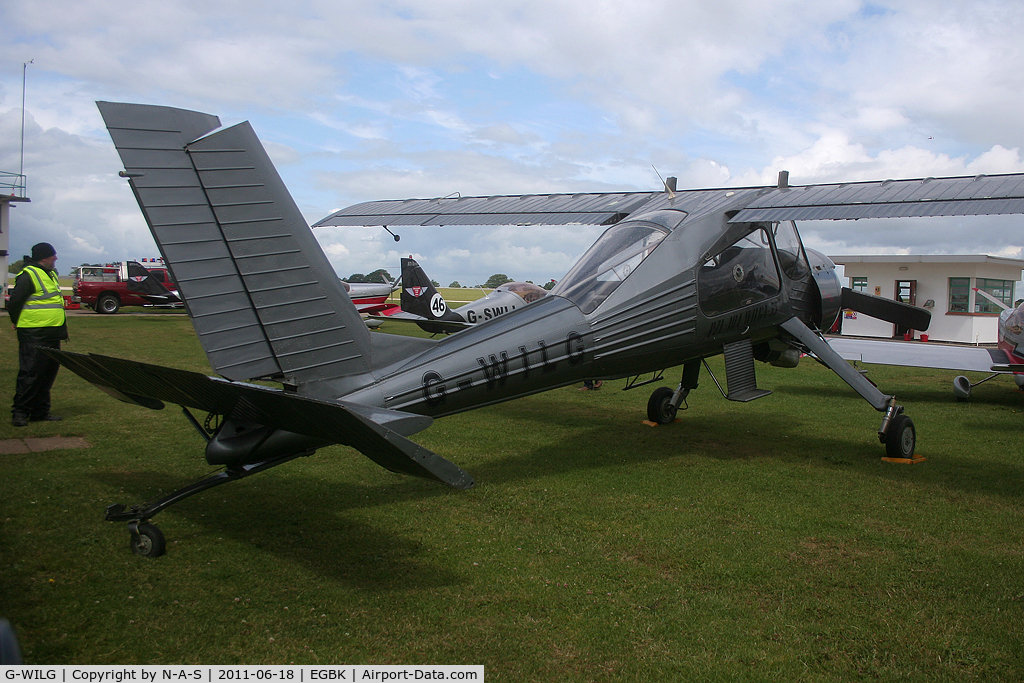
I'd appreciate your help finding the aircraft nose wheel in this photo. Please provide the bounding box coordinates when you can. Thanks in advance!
[884,414,916,459]
[647,387,678,424]
[128,521,167,558]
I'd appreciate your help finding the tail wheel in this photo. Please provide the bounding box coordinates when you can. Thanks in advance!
[884,414,916,459]
[647,387,678,424]
[129,522,166,558]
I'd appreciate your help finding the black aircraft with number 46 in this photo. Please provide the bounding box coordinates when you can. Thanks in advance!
[381,256,549,334]
[46,102,1024,557]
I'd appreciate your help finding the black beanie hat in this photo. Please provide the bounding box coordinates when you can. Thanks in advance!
[31,243,56,260]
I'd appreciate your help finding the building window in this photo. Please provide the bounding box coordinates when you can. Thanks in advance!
[851,277,867,293]
[949,277,970,313]
[976,278,1015,313]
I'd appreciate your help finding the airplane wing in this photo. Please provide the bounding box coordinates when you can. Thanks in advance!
[730,174,1024,222]
[354,302,400,316]
[315,191,663,227]
[44,349,474,488]
[826,337,1018,373]
[316,173,1024,227]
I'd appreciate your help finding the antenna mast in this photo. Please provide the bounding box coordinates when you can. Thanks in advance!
[20,59,33,177]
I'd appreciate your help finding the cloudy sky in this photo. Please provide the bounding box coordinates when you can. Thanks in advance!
[2,0,1024,288]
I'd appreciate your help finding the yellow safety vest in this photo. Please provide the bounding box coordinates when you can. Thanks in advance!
[17,265,66,328]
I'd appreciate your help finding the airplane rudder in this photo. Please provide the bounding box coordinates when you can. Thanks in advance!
[400,257,444,319]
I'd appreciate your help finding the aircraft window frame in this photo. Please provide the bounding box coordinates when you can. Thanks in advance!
[697,226,782,317]
[772,221,811,281]
[551,221,669,314]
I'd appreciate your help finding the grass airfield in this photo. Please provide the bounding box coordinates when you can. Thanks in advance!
[1,311,1022,680]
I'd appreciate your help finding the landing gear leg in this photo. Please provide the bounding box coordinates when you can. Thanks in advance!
[878,400,922,462]
[646,360,700,425]
[779,317,925,462]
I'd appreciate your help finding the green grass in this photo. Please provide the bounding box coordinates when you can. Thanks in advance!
[1,314,1023,679]
[384,286,490,307]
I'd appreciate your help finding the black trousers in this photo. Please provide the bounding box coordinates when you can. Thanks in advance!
[12,330,62,419]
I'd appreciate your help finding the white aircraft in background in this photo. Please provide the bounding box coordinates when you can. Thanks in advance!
[380,257,549,334]
[828,291,1024,399]
[342,278,399,316]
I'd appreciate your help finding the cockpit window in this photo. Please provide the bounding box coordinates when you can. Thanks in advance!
[552,222,669,314]
[773,221,810,280]
[698,228,781,317]
[496,282,548,303]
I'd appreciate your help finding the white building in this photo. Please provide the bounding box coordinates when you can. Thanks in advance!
[1,179,31,309]
[830,255,1024,344]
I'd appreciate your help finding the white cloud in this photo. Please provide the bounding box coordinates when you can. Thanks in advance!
[3,0,1024,285]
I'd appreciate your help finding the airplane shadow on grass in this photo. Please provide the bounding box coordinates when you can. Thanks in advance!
[88,467,469,588]
[434,390,1024,501]
[85,401,801,576]
[88,388,1021,574]
[772,381,1024,437]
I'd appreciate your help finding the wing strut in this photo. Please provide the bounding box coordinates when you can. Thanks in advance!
[780,317,893,412]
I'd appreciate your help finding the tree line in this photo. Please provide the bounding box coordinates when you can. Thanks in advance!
[343,271,557,290]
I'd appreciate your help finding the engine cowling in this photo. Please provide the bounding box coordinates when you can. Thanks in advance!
[805,249,844,331]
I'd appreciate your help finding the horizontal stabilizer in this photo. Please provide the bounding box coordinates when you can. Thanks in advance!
[841,287,931,331]
[44,350,473,489]
[373,310,472,331]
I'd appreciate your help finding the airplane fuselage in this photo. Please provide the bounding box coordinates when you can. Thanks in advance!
[341,209,825,418]
[998,303,1024,360]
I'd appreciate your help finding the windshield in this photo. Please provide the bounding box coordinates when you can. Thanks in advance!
[552,222,668,314]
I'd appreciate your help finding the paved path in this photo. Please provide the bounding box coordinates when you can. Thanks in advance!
[0,437,90,454]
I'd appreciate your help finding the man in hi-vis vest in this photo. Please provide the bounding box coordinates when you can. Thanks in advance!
[8,242,68,427]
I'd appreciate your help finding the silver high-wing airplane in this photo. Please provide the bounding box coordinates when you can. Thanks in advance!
[828,294,1024,399]
[342,278,399,315]
[47,102,1024,556]
[382,257,548,333]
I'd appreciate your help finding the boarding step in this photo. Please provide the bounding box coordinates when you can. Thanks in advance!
[723,338,772,402]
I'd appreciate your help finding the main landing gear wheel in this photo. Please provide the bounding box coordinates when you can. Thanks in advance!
[647,387,678,424]
[128,522,166,558]
[884,414,916,459]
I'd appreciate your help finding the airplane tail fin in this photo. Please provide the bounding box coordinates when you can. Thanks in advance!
[400,257,466,326]
[97,102,373,386]
[124,261,181,306]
